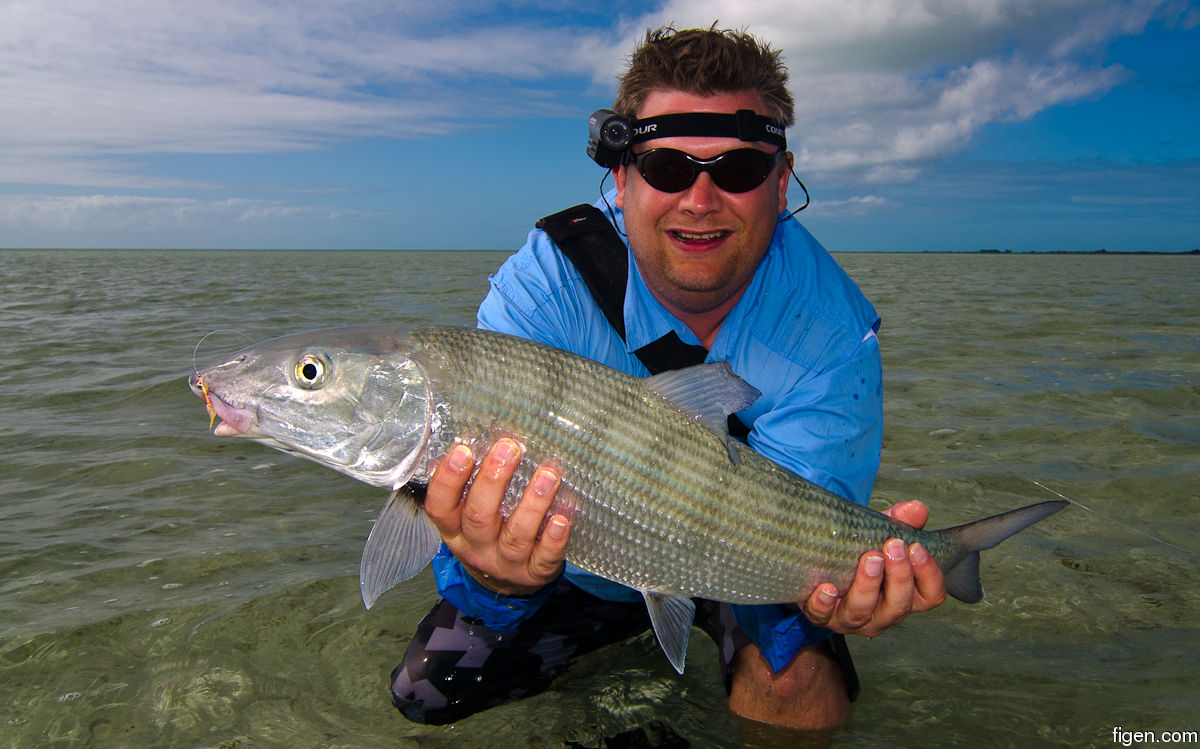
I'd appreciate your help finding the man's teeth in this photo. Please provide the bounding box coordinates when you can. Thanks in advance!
[674,230,725,241]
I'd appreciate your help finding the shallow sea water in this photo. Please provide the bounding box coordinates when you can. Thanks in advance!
[0,250,1196,747]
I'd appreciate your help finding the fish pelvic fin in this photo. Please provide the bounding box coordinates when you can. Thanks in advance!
[643,362,760,464]
[641,590,696,675]
[940,499,1067,603]
[360,484,441,609]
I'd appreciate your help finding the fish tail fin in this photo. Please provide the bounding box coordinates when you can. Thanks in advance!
[940,500,1067,603]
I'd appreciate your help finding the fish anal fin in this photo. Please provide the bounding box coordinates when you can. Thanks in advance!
[360,485,441,610]
[641,590,696,675]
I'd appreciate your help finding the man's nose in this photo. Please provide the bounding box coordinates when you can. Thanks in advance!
[678,171,723,215]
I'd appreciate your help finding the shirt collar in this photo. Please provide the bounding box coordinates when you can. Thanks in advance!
[623,255,704,352]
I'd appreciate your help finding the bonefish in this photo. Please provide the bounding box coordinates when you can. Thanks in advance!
[189,324,1065,673]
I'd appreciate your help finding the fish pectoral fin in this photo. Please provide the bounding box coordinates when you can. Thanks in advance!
[641,590,695,675]
[643,362,760,464]
[359,485,441,610]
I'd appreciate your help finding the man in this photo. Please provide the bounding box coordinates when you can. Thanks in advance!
[390,26,946,730]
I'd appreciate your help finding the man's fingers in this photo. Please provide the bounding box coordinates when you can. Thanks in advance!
[802,583,840,626]
[459,439,521,544]
[875,538,915,625]
[496,467,559,563]
[836,551,886,629]
[423,443,475,537]
[885,500,929,529]
[499,468,570,585]
[908,542,947,612]
[528,514,570,581]
[803,536,948,638]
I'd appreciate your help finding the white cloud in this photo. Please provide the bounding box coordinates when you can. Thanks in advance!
[0,193,380,238]
[772,56,1125,178]
[0,0,1192,247]
[1,0,1183,186]
[806,195,900,217]
[597,0,1186,184]
[0,0,594,188]
[862,165,920,184]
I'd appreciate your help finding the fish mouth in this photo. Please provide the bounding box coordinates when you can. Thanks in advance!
[189,374,257,436]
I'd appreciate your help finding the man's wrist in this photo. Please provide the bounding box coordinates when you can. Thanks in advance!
[461,561,546,596]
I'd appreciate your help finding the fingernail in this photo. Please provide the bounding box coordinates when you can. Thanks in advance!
[530,469,558,496]
[865,555,884,577]
[447,445,473,472]
[885,538,906,562]
[546,516,568,540]
[493,439,520,465]
[909,542,929,565]
[818,585,837,605]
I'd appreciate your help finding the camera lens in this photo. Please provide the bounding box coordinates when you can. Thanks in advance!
[600,117,631,150]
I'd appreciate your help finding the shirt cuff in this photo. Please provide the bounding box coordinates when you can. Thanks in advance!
[431,545,557,632]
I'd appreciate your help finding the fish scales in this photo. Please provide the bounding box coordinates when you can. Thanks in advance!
[414,329,702,583]
[413,328,725,589]
[191,324,1065,672]
[407,327,950,603]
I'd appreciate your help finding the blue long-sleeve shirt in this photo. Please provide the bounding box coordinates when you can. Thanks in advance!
[432,196,882,672]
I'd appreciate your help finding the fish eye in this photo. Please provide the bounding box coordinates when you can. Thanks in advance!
[294,352,332,389]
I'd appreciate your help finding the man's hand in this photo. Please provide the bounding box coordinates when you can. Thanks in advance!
[422,438,570,596]
[801,501,947,638]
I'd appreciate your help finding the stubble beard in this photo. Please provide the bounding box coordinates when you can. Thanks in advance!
[644,244,750,314]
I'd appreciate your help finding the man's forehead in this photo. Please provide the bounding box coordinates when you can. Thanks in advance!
[636,89,771,118]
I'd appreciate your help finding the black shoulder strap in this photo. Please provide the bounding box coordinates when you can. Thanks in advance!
[537,203,748,440]
[536,204,629,340]
[537,204,713,369]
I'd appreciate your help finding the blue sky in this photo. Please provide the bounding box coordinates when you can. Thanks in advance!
[1,0,1197,251]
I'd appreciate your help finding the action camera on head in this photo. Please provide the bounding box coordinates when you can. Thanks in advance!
[587,109,633,169]
[585,108,788,169]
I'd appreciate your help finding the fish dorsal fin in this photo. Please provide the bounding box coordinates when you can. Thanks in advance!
[360,485,441,609]
[641,590,695,675]
[643,362,760,463]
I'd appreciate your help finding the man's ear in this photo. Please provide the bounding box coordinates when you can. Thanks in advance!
[613,165,628,210]
[777,151,794,214]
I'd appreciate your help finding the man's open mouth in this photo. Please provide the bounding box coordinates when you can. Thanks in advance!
[671,229,730,245]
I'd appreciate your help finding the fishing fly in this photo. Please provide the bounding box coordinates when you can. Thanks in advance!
[197,373,216,430]
[193,330,245,431]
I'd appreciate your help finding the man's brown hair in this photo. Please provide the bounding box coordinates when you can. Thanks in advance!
[613,25,795,126]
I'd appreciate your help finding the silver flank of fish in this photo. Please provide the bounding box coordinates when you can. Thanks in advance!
[190,324,1065,673]
[413,326,919,602]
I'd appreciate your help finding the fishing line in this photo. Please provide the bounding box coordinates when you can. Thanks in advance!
[977,447,1191,555]
[191,329,250,375]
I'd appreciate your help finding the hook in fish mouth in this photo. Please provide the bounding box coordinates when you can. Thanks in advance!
[188,373,257,435]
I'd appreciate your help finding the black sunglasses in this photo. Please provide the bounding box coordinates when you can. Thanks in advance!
[631,148,783,194]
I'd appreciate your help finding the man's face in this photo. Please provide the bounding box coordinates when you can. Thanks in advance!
[614,89,791,316]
